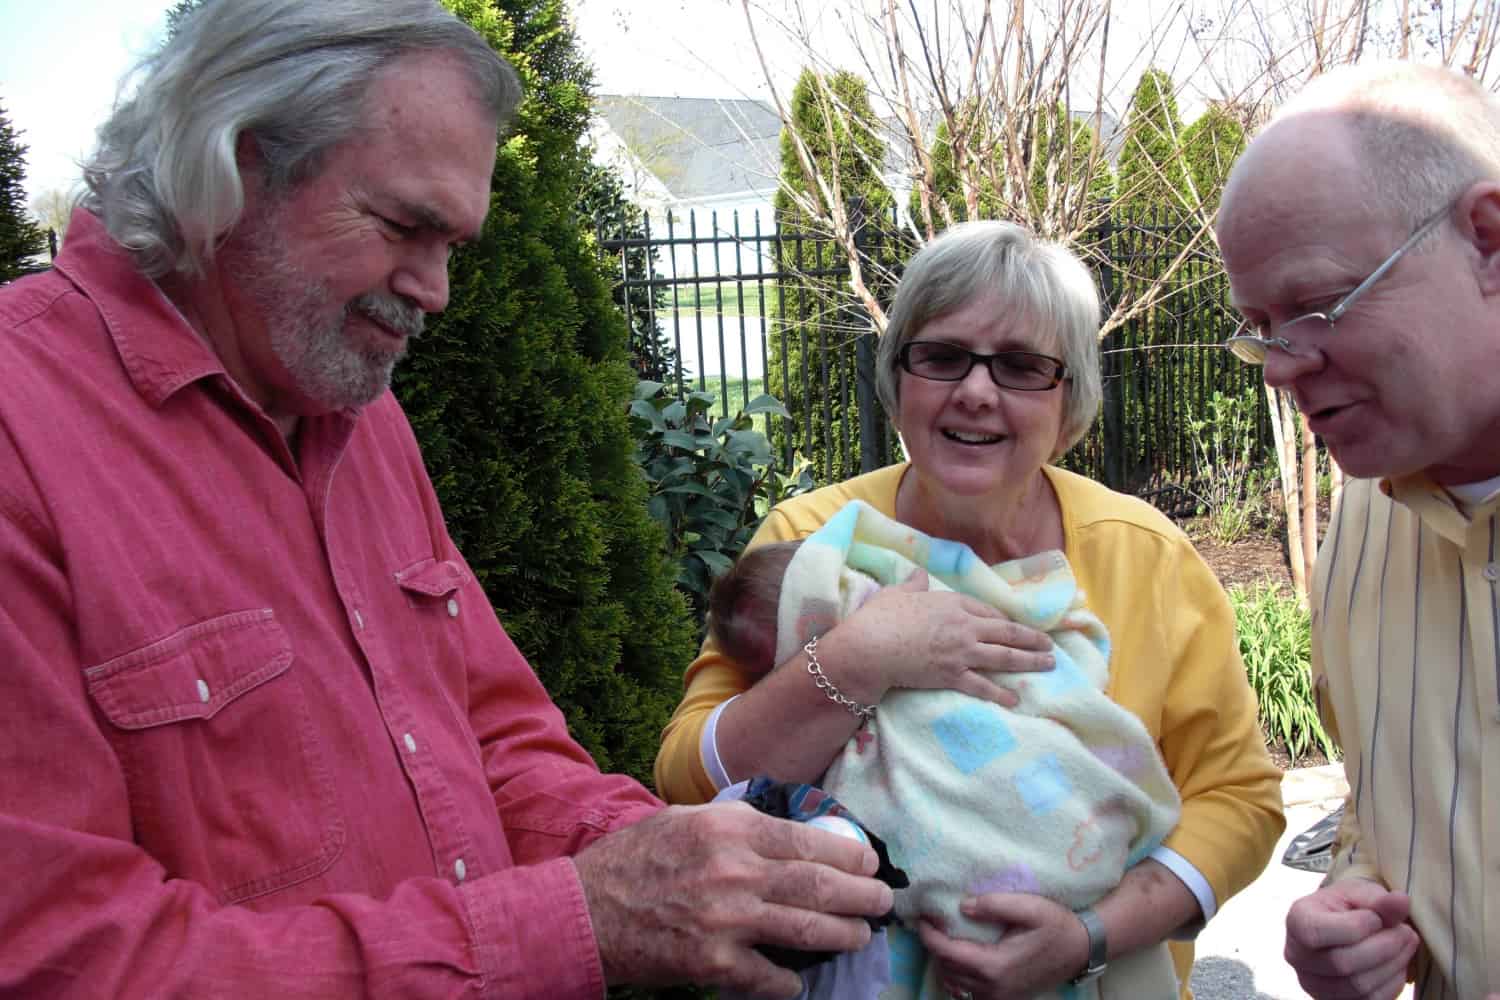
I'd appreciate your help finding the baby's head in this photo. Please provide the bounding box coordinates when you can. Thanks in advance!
[707,540,802,679]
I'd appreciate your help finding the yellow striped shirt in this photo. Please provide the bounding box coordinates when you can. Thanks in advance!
[1314,475,1500,998]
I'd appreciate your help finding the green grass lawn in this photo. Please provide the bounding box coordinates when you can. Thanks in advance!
[670,282,767,316]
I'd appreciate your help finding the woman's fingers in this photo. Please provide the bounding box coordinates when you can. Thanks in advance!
[952,671,1020,708]
[969,612,1053,651]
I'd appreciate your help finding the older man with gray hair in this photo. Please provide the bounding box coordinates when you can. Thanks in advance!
[1217,62,1500,1000]
[0,1,892,997]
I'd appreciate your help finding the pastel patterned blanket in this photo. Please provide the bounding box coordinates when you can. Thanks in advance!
[776,500,1181,1000]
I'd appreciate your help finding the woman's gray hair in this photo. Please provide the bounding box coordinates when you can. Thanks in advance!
[82,0,520,278]
[1270,62,1500,230]
[875,220,1103,461]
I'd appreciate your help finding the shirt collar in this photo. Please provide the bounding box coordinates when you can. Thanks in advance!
[1381,470,1500,544]
[55,208,231,409]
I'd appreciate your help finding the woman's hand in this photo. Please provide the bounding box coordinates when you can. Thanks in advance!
[918,894,1089,1000]
[817,568,1054,708]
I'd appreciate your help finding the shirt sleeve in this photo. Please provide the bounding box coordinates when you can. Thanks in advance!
[1152,534,1288,911]
[461,576,665,864]
[0,458,637,1000]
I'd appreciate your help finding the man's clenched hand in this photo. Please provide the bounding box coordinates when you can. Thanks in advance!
[574,802,894,997]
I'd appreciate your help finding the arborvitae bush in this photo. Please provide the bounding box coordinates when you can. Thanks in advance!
[0,102,48,283]
[395,0,700,785]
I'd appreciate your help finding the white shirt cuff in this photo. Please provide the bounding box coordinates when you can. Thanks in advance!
[1149,845,1215,938]
[700,695,739,791]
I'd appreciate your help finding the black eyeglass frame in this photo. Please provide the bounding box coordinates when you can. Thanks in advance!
[896,340,1069,391]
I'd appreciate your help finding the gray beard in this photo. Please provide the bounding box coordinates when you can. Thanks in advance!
[242,224,426,412]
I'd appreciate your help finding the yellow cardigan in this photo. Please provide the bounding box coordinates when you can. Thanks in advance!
[654,463,1285,993]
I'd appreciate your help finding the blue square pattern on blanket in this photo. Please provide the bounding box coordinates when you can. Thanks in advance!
[932,703,1015,776]
[924,536,977,579]
[1033,644,1090,698]
[887,924,926,990]
[1016,753,1072,815]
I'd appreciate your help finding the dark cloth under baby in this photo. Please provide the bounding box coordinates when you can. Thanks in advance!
[739,776,909,973]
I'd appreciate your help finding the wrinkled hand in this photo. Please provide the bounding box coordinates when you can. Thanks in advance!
[917,892,1087,1000]
[574,802,894,997]
[823,568,1054,708]
[1284,881,1420,999]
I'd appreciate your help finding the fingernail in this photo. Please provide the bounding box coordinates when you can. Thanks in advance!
[959,897,978,915]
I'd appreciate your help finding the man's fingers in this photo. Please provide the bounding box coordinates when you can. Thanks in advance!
[758,850,894,918]
[1295,935,1413,1000]
[744,809,878,871]
[1286,892,1388,953]
[1287,921,1418,995]
[1369,891,1412,929]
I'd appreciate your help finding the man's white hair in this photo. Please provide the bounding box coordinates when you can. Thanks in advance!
[82,0,519,278]
[1267,62,1500,226]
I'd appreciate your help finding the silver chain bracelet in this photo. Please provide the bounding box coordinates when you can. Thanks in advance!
[803,635,876,722]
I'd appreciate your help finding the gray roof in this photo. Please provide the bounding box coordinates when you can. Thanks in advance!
[594,95,782,200]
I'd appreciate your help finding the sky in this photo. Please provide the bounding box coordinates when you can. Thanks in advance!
[0,0,793,209]
[0,0,1207,212]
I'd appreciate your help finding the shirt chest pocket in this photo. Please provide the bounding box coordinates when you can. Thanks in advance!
[84,609,343,904]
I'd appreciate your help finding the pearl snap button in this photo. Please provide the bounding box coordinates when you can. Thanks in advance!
[196,679,210,703]
[454,858,467,882]
[446,598,459,618]
[404,733,417,753]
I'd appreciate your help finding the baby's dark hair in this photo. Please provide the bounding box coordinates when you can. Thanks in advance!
[707,540,803,675]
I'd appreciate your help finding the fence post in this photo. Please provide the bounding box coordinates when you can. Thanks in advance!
[846,198,886,475]
[1097,211,1125,492]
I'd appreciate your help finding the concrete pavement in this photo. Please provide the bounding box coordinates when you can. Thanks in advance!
[1187,764,1413,1000]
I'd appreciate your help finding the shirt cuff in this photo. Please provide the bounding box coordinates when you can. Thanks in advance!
[460,857,605,999]
[700,695,739,791]
[1149,845,1215,938]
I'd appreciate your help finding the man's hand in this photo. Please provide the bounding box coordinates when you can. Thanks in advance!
[573,802,894,997]
[1284,880,1420,999]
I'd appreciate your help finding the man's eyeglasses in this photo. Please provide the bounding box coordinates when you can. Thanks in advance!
[1224,201,1454,365]
[897,340,1068,391]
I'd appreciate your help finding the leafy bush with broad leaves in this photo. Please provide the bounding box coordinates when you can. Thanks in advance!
[630,381,815,621]
[1230,582,1338,764]
[1188,389,1273,544]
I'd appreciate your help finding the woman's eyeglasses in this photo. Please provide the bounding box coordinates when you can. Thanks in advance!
[898,340,1068,391]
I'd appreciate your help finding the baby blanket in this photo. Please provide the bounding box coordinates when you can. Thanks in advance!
[775,500,1181,1000]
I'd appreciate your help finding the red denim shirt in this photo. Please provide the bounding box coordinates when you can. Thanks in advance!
[0,209,663,998]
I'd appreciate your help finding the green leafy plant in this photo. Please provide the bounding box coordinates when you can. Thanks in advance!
[1188,389,1270,544]
[1230,582,1338,764]
[630,381,815,621]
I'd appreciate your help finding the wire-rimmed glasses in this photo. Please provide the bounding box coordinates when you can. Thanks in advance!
[897,340,1068,391]
[1224,201,1454,365]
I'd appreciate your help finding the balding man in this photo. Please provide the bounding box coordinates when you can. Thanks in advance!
[1217,62,1500,999]
[0,1,891,997]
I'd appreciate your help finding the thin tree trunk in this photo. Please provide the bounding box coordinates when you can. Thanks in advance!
[1266,382,1308,603]
[1300,411,1319,591]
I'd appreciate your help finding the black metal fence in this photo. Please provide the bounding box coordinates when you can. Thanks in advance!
[597,206,1271,516]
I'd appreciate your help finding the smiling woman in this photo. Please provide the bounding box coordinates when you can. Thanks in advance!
[656,220,1286,999]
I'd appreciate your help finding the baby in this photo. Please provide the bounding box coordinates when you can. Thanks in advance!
[707,500,1182,1000]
